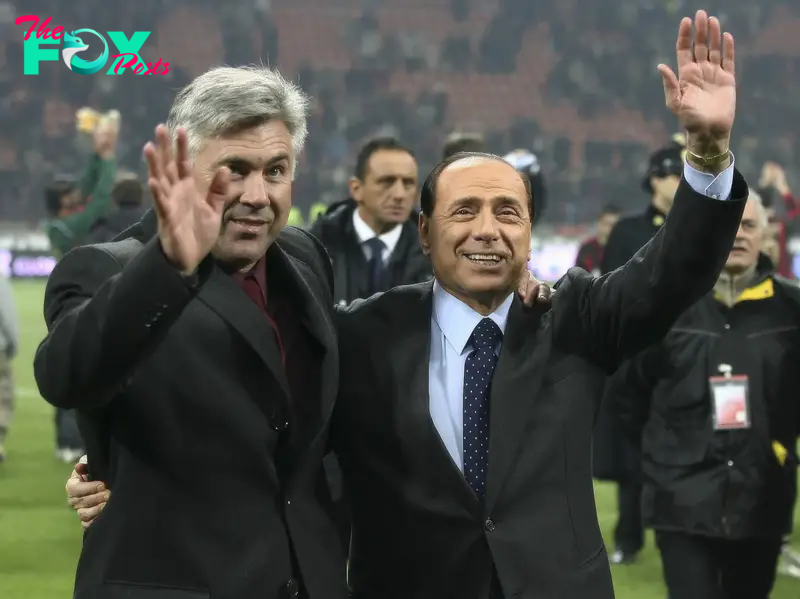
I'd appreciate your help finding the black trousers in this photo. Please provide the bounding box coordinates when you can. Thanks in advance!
[786,470,797,538]
[614,479,644,554]
[55,408,84,450]
[656,530,783,599]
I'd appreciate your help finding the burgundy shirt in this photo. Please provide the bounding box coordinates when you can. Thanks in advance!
[233,259,286,365]
[231,257,320,444]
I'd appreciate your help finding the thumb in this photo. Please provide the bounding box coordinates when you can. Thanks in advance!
[657,64,681,110]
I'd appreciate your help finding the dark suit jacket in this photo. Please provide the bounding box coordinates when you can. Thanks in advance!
[34,210,348,599]
[331,173,748,599]
[309,199,432,304]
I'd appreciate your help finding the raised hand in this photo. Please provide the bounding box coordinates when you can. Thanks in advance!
[92,119,118,159]
[143,125,230,275]
[658,10,736,159]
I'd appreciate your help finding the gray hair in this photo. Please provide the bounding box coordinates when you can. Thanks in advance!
[747,189,769,230]
[166,66,310,174]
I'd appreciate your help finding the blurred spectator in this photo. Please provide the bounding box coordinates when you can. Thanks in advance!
[574,203,620,276]
[309,137,431,304]
[1,0,799,242]
[0,270,18,463]
[441,132,487,159]
[84,174,148,244]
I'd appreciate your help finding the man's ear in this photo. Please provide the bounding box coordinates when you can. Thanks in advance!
[418,212,431,255]
[348,176,362,202]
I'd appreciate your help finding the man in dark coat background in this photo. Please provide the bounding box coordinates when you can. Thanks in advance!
[594,141,686,564]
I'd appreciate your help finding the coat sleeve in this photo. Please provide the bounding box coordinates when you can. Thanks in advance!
[34,239,213,409]
[605,348,662,444]
[551,169,747,372]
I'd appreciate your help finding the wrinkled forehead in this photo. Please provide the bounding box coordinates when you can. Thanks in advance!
[437,157,527,206]
[193,122,295,169]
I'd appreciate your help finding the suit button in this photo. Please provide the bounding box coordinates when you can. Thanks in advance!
[272,418,289,432]
[484,518,495,532]
[284,579,299,597]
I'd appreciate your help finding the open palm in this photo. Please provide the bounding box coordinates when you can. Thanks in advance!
[658,11,736,139]
[144,125,230,274]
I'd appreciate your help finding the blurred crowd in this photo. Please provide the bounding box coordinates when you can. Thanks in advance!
[2,0,800,226]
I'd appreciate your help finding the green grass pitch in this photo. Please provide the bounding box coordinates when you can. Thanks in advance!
[0,280,797,597]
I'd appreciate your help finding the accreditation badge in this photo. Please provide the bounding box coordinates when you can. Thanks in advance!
[709,374,751,430]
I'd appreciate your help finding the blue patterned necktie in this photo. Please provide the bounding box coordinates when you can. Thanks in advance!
[463,317,503,501]
[364,237,387,295]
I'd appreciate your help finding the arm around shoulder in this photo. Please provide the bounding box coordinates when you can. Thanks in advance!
[552,164,747,371]
[34,237,212,409]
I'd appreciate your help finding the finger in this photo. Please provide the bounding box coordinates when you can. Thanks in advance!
[708,16,722,65]
[176,129,191,180]
[538,285,552,301]
[78,503,105,523]
[657,64,681,109]
[206,167,231,207]
[675,17,693,69]
[156,125,178,185]
[148,177,168,222]
[143,141,163,183]
[145,141,172,203]
[722,32,735,75]
[66,478,106,501]
[70,490,109,510]
[692,10,709,63]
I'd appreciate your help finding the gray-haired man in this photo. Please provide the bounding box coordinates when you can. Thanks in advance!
[0,272,18,462]
[34,66,348,599]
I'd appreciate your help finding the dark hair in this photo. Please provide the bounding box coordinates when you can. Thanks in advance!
[44,179,77,216]
[113,178,143,207]
[442,133,486,160]
[354,137,415,180]
[420,151,534,221]
[599,203,620,216]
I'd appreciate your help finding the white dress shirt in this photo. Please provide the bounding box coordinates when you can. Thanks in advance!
[352,208,403,263]
[428,159,736,470]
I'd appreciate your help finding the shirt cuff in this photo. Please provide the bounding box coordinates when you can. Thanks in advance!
[683,154,735,201]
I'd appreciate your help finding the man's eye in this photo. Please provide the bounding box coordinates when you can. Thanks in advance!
[268,165,286,177]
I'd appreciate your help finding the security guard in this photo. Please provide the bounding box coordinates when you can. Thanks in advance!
[594,140,686,564]
[609,191,800,599]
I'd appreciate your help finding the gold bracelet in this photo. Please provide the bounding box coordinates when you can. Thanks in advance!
[685,148,731,167]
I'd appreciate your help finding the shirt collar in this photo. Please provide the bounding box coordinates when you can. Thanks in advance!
[231,256,268,299]
[432,279,513,354]
[352,207,403,254]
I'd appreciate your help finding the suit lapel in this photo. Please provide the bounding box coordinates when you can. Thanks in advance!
[270,242,337,430]
[390,281,482,516]
[485,298,550,513]
[198,265,292,400]
[270,242,335,353]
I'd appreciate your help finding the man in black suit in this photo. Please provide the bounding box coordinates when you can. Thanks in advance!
[66,11,744,597]
[35,66,349,599]
[333,11,744,598]
[309,137,431,305]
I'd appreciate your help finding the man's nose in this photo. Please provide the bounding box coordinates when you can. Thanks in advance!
[390,180,407,201]
[472,210,499,241]
[241,173,269,206]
